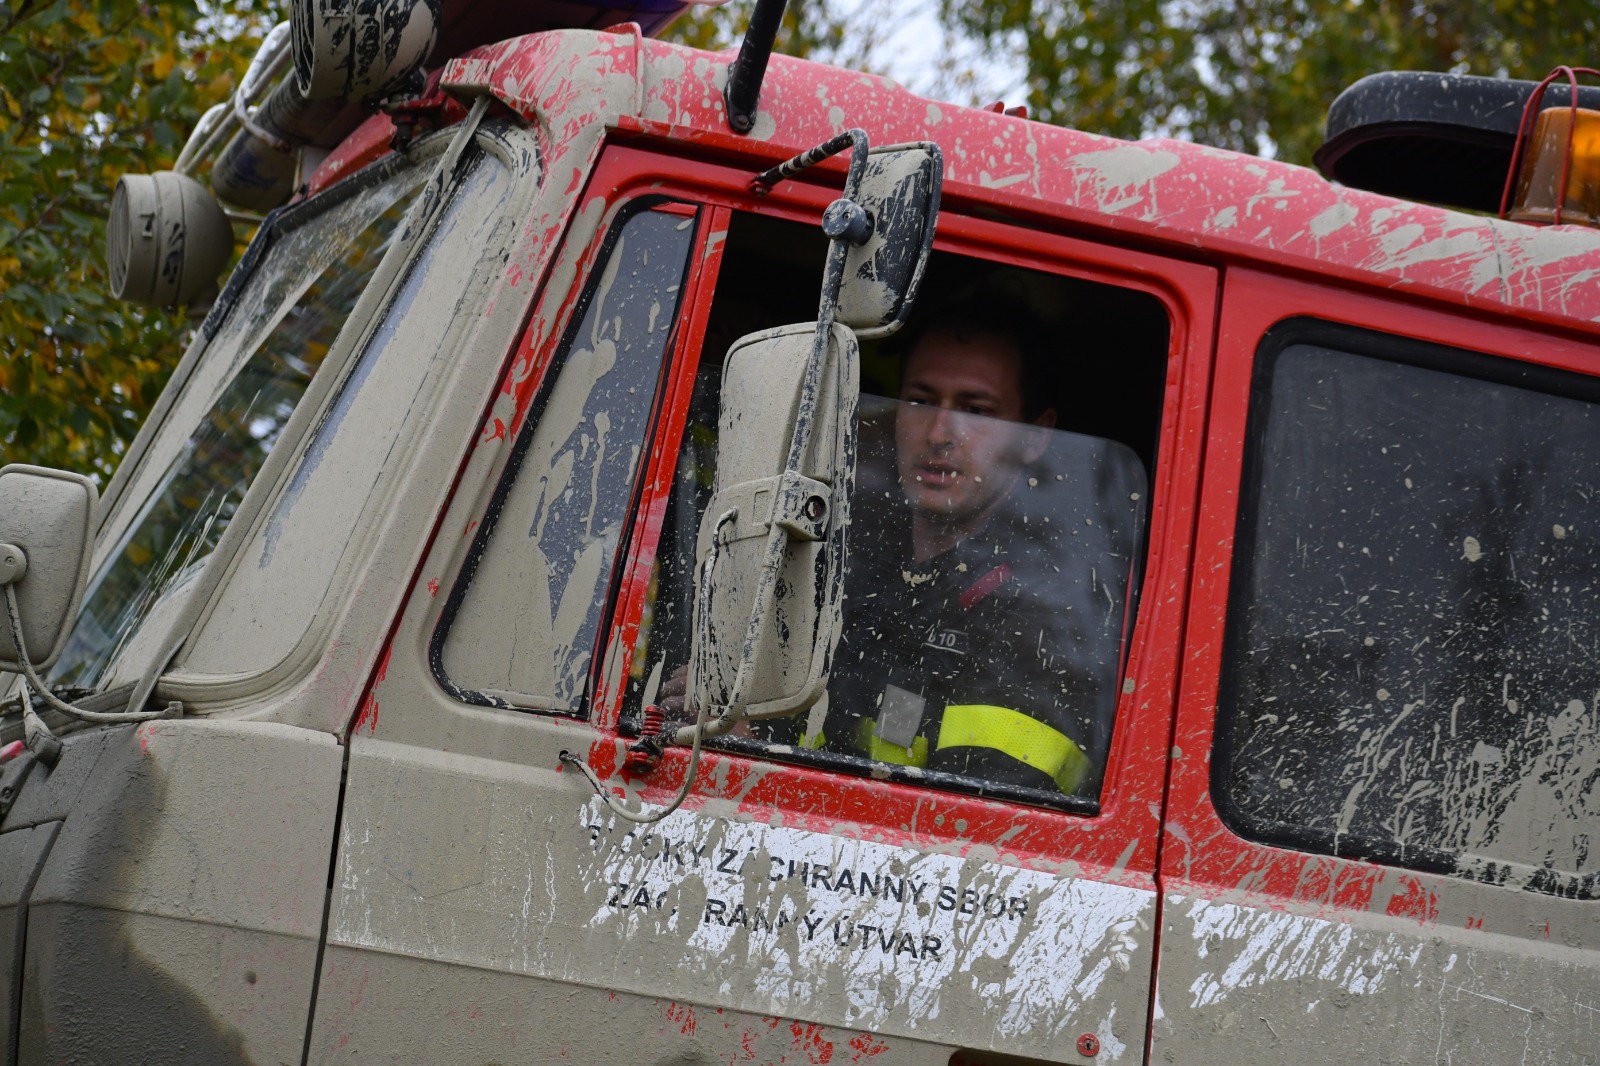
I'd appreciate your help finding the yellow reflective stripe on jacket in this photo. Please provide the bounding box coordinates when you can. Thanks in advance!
[936,704,1091,793]
[869,733,928,767]
[855,717,928,767]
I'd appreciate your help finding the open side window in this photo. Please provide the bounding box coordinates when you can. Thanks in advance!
[620,209,1170,810]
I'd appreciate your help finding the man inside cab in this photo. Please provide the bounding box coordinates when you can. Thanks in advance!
[661,296,1133,796]
[816,299,1120,795]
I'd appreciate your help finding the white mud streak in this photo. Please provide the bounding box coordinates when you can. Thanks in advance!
[332,752,1156,1061]
[1160,895,1600,1065]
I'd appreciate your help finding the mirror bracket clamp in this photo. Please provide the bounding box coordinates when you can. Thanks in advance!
[773,471,830,542]
[821,199,872,245]
[0,543,26,587]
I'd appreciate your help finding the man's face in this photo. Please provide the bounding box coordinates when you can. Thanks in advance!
[895,327,1054,533]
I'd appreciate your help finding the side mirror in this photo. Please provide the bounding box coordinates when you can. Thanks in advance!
[0,465,98,673]
[684,130,940,732]
[835,143,943,339]
[692,322,859,720]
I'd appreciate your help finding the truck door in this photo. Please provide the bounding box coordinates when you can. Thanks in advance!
[309,141,1217,1064]
[1153,269,1600,1063]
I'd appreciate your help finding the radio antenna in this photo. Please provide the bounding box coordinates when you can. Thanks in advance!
[723,0,789,134]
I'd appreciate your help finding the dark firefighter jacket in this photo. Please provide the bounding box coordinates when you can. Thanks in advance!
[816,449,1144,796]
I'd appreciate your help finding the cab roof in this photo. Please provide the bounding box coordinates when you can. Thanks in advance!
[439,27,1600,336]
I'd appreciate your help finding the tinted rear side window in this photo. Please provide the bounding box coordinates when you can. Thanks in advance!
[1217,324,1600,897]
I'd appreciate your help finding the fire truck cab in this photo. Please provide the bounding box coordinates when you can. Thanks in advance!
[2,2,1598,1063]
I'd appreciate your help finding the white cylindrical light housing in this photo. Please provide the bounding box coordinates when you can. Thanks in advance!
[107,171,233,307]
[292,0,441,103]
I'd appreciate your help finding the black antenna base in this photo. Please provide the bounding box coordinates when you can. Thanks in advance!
[723,0,789,134]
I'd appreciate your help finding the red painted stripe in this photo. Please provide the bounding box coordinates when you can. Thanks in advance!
[959,564,1011,610]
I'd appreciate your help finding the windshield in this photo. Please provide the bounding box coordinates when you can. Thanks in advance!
[50,162,425,689]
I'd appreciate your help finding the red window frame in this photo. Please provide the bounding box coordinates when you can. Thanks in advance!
[1168,266,1600,918]
[574,141,1218,886]
[415,188,724,723]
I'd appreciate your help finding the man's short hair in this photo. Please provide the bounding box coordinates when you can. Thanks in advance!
[890,295,1056,421]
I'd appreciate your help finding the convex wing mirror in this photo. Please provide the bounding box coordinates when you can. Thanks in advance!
[693,321,859,721]
[683,130,941,737]
[835,142,943,338]
[0,464,98,673]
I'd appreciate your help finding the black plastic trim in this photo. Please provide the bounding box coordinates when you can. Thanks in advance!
[1314,71,1600,213]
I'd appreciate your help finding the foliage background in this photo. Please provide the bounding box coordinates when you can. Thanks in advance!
[936,0,1600,166]
[4,0,1598,479]
[0,0,278,480]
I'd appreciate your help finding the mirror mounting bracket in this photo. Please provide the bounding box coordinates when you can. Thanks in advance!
[772,471,831,542]
[682,127,944,739]
[568,128,943,823]
[0,544,25,586]
[821,198,873,245]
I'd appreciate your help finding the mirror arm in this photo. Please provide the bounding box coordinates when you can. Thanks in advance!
[751,128,869,192]
[677,135,938,751]
[685,133,870,737]
[561,509,741,825]
[684,507,744,740]
[751,128,869,508]
[2,583,174,730]
[673,131,882,750]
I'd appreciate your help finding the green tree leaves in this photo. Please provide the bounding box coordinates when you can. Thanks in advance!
[8,0,1597,480]
[942,0,1600,163]
[666,0,860,65]
[683,1,1600,163]
[0,0,277,479]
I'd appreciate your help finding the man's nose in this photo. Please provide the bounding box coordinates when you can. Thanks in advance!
[924,404,959,445]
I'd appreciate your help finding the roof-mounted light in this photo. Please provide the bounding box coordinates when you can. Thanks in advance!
[105,22,298,307]
[291,0,441,103]
[106,173,232,308]
[1315,72,1600,216]
[1502,67,1600,229]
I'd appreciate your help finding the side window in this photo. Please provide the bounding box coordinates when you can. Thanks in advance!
[625,210,1170,808]
[434,202,700,711]
[1216,325,1600,897]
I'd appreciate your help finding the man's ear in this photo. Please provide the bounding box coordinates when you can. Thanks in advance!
[1022,407,1056,463]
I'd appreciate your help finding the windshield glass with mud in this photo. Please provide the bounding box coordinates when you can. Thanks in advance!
[49,162,425,690]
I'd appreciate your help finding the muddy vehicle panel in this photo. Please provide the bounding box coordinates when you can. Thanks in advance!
[1156,270,1600,1065]
[3,3,1599,1064]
